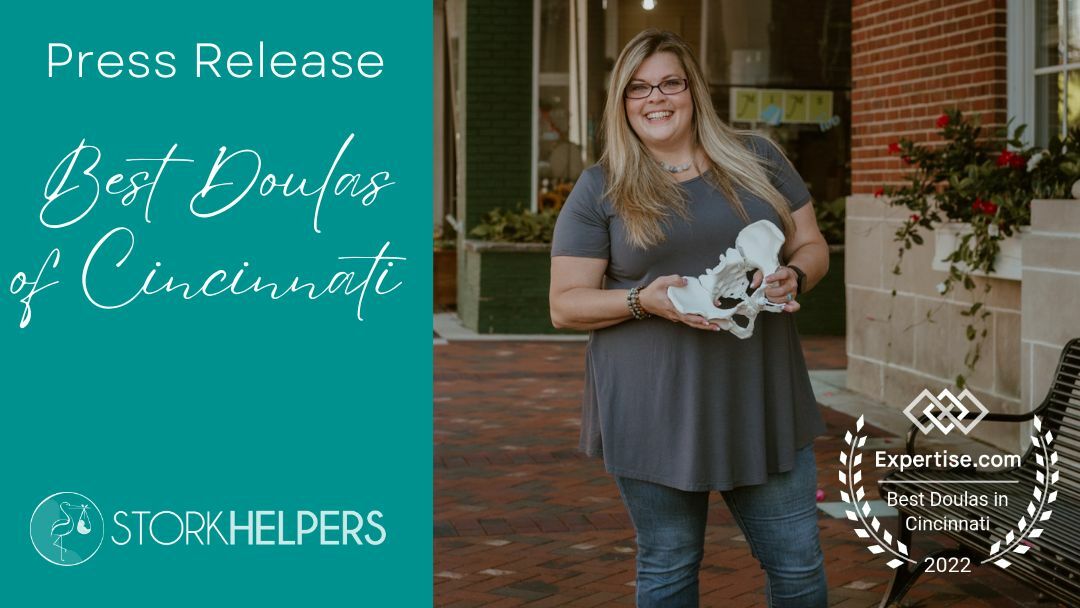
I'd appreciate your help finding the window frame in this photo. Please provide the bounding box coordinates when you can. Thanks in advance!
[1011,0,1080,145]
[1008,0,1037,146]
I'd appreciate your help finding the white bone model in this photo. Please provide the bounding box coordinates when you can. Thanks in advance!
[667,220,787,339]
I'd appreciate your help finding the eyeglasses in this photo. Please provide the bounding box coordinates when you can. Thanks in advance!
[624,78,688,99]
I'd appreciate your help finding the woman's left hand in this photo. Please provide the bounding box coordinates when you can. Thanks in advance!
[750,267,800,313]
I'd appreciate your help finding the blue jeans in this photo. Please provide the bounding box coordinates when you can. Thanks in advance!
[615,444,827,607]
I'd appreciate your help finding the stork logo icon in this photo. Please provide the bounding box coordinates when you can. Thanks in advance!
[30,492,105,566]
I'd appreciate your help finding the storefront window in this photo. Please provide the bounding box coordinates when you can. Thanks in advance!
[535,0,852,208]
[537,0,576,211]
[705,1,851,204]
[439,0,465,236]
[1035,0,1080,145]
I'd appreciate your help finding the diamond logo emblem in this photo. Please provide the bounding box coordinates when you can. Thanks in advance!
[903,388,988,435]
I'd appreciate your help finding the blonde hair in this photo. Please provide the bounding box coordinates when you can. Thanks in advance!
[600,29,797,249]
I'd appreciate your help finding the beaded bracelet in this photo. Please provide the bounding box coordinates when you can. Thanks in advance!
[626,286,652,320]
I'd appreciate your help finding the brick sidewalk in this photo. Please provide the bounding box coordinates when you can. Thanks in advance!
[435,336,1055,607]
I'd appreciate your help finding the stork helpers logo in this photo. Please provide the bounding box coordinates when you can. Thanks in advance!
[838,388,1060,573]
[27,491,388,566]
[30,491,105,566]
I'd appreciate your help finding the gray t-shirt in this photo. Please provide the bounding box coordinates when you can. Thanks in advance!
[551,134,826,491]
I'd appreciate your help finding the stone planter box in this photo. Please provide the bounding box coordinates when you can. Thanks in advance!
[844,194,1032,453]
[458,240,572,334]
[1022,200,1080,418]
[795,245,846,336]
[931,222,1026,281]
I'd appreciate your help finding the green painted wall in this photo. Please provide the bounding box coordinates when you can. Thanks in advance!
[462,0,534,232]
[462,244,572,335]
[795,249,846,336]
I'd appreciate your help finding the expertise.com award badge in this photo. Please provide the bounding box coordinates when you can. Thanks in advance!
[838,388,1058,576]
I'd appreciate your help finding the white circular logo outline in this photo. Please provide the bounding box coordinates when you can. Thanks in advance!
[30,491,105,567]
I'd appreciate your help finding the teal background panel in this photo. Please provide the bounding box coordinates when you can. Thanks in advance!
[0,1,432,605]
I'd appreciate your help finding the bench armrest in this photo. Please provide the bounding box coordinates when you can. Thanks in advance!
[900,336,1080,456]
[980,411,1036,422]
[905,409,1038,455]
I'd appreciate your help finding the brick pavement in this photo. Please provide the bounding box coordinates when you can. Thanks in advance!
[435,336,1058,607]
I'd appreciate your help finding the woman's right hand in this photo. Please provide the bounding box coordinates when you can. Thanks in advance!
[637,275,722,331]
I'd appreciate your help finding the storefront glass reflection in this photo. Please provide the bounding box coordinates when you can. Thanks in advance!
[536,0,851,209]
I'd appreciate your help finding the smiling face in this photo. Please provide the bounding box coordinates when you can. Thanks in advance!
[624,51,694,154]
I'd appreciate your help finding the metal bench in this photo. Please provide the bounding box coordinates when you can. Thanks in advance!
[878,338,1080,607]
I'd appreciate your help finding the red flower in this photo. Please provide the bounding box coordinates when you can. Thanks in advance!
[901,155,913,165]
[972,198,998,215]
[936,114,950,129]
[910,214,921,222]
[997,150,1026,170]
[888,141,901,154]
[874,187,885,198]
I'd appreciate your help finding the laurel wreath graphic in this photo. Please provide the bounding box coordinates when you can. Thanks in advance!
[839,414,1058,570]
[840,415,914,569]
[981,415,1058,569]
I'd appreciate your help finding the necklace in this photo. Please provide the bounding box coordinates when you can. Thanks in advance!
[658,159,693,173]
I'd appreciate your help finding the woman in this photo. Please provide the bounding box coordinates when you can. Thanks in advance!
[549,30,830,607]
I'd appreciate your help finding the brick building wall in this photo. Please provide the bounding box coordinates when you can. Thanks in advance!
[851,0,1008,194]
[845,0,1021,451]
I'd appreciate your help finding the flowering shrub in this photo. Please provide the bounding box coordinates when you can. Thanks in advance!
[469,205,558,243]
[878,109,1080,386]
